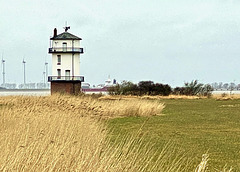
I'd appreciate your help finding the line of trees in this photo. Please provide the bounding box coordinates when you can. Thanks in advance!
[108,80,213,97]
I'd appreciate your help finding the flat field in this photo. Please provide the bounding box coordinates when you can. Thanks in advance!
[108,98,240,171]
[0,95,239,171]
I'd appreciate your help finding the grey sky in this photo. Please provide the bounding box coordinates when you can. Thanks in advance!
[1,0,240,86]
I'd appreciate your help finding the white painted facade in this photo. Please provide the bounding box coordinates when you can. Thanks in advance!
[52,53,80,76]
[50,39,81,77]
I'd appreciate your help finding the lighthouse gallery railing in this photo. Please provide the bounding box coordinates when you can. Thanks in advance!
[48,76,84,82]
[49,47,84,53]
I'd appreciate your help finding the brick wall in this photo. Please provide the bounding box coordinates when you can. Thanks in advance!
[51,82,82,95]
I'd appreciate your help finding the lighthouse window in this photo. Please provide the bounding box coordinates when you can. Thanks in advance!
[57,55,61,65]
[57,69,61,79]
[65,70,70,80]
[63,42,67,52]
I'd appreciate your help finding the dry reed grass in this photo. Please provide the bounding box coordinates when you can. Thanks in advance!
[213,94,240,100]
[0,108,106,171]
[0,94,165,118]
[195,154,209,172]
[99,95,206,101]
[195,154,233,172]
[101,94,240,101]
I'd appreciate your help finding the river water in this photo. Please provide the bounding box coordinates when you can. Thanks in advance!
[0,89,51,96]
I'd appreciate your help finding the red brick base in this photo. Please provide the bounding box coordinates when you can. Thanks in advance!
[51,82,82,95]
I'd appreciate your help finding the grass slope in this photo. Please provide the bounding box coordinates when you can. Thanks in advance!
[108,98,240,171]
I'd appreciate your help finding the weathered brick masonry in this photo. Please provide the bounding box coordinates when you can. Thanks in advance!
[51,81,81,95]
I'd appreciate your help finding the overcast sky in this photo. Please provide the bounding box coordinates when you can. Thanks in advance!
[1,0,240,87]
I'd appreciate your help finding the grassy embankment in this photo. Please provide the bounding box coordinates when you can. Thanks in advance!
[0,94,238,171]
[108,96,240,171]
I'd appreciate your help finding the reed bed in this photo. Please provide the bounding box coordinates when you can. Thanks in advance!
[0,108,106,171]
[0,94,165,118]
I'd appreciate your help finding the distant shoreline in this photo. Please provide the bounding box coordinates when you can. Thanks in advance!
[0,89,50,92]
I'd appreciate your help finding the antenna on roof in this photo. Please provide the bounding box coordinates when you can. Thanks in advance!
[64,21,70,32]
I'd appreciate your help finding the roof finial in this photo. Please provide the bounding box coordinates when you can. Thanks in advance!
[63,21,70,32]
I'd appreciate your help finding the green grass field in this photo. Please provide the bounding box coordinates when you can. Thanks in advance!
[108,98,240,171]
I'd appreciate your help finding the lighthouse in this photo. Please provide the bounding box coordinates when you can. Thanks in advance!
[48,26,84,94]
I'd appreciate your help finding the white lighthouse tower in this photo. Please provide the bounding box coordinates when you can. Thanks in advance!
[48,26,84,94]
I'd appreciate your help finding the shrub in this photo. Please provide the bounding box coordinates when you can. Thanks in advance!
[108,81,172,96]
[199,84,214,97]
[184,80,203,96]
[173,80,213,97]
[173,87,186,95]
[153,83,172,96]
[138,81,155,95]
[108,81,139,95]
[108,84,121,95]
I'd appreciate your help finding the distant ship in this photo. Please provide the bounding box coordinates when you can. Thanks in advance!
[81,77,117,94]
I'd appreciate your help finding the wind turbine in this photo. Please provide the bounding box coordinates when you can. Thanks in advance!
[43,71,46,88]
[45,61,48,83]
[1,55,5,86]
[22,59,26,85]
